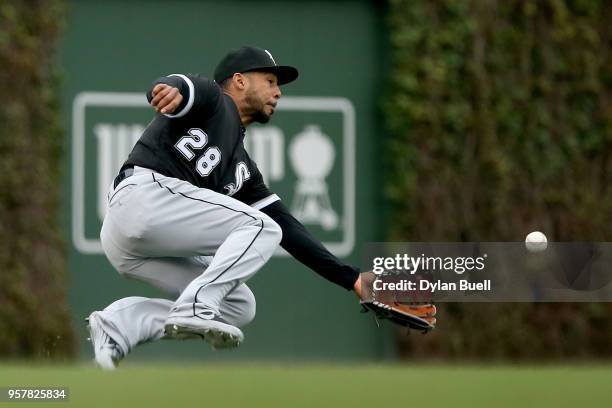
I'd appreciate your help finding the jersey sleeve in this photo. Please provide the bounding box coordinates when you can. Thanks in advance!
[146,74,221,120]
[259,200,360,290]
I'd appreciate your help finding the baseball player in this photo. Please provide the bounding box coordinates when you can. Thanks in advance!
[87,46,436,370]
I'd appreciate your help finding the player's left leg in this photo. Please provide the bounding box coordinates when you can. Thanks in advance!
[88,255,256,367]
[91,285,256,356]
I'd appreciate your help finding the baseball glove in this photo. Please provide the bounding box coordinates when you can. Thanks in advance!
[361,301,436,333]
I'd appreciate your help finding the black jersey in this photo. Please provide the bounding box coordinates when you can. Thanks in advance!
[123,74,272,206]
[123,72,360,291]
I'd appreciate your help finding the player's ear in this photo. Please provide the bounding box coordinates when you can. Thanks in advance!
[233,73,247,90]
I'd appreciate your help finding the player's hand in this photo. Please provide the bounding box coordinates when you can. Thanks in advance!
[150,84,183,114]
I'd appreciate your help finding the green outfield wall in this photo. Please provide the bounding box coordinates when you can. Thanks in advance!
[60,0,392,361]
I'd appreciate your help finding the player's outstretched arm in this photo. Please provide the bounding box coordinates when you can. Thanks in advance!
[259,200,360,291]
[259,200,436,332]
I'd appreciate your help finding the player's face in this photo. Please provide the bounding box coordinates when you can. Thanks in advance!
[244,72,281,124]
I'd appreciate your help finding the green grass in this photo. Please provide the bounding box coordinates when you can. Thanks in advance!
[0,364,610,407]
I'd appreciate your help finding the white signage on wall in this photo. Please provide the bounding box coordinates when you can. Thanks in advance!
[72,93,355,256]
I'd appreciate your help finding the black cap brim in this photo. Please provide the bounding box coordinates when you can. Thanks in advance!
[246,65,299,85]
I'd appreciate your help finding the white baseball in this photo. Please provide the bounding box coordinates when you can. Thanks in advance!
[525,231,548,252]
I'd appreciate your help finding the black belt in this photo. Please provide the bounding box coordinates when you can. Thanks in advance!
[113,166,134,189]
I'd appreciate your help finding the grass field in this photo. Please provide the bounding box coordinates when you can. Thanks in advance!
[0,364,610,407]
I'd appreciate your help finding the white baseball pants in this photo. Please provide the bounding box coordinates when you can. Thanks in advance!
[94,166,281,355]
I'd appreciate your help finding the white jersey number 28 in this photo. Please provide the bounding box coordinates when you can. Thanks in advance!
[174,128,221,177]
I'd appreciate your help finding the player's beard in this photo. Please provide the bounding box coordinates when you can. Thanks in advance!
[245,90,271,124]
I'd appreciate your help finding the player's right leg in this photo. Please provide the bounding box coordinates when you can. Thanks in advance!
[88,255,258,363]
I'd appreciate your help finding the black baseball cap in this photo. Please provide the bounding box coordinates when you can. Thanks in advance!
[214,46,299,86]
